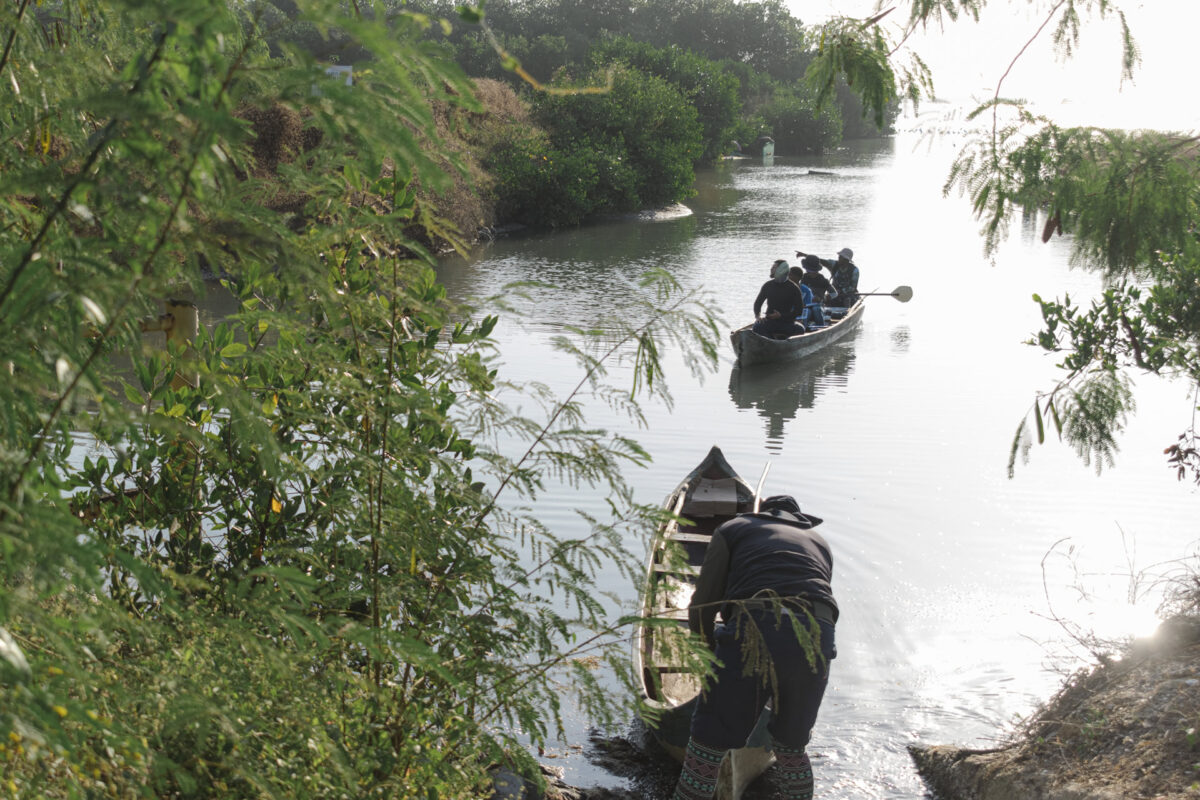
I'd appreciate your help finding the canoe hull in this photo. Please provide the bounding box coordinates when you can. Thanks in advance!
[730,300,865,367]
[632,445,775,798]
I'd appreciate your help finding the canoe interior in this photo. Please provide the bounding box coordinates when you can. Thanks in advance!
[635,447,780,797]
[635,446,757,755]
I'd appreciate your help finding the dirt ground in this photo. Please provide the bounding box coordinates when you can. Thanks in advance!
[911,615,1200,800]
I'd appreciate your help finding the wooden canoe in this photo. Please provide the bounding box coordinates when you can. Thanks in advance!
[632,445,776,800]
[729,299,865,367]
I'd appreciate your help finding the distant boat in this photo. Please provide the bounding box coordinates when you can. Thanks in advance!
[730,300,866,367]
[632,445,776,800]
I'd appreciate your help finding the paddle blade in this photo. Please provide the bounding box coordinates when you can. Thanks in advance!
[892,285,913,302]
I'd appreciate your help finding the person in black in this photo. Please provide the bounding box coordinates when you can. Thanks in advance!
[795,254,837,306]
[671,495,838,800]
[797,248,859,308]
[752,260,806,338]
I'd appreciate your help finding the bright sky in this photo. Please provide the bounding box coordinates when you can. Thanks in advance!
[791,1,1200,131]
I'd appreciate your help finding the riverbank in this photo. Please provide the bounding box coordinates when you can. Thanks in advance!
[236,80,519,258]
[910,614,1200,800]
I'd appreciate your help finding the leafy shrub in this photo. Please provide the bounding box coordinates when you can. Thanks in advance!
[590,37,743,164]
[534,65,703,215]
[0,3,722,798]
[758,90,843,155]
[485,127,601,227]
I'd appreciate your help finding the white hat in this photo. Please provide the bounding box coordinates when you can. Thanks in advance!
[772,260,790,280]
[838,247,854,260]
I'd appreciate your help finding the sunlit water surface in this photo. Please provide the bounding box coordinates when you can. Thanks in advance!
[433,130,1198,797]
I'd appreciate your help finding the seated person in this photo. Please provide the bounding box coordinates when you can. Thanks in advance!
[797,255,837,310]
[829,248,860,307]
[788,266,824,328]
[752,260,807,338]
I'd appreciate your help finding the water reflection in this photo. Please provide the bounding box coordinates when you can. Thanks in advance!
[727,333,859,449]
[439,206,706,318]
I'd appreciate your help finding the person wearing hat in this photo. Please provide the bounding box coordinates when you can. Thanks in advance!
[752,259,807,338]
[795,248,860,308]
[829,248,860,307]
[796,254,837,322]
[671,495,838,800]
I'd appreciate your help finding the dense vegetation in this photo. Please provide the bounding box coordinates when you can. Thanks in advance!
[3,0,1194,797]
[250,0,889,229]
[407,0,881,137]
[414,0,885,227]
[0,1,722,796]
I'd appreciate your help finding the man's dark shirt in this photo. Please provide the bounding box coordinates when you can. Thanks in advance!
[689,509,837,643]
[753,279,806,320]
[800,271,836,303]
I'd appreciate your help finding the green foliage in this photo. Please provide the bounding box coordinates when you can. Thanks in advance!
[478,66,703,227]
[757,89,843,155]
[1010,367,1134,478]
[381,0,915,231]
[484,127,605,227]
[519,65,703,223]
[417,0,815,83]
[0,0,723,796]
[951,124,1199,272]
[835,80,900,139]
[948,111,1200,480]
[453,29,574,83]
[590,37,742,164]
[904,0,985,27]
[627,0,812,81]
[805,15,902,130]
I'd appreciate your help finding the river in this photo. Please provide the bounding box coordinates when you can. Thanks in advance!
[433,132,1199,797]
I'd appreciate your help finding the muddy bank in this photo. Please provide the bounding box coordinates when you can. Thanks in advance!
[490,731,672,800]
[910,616,1200,800]
[496,724,806,800]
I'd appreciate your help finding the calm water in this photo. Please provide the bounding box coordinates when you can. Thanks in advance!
[435,133,1199,797]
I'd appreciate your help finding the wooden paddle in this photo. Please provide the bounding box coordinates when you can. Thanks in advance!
[856,285,913,302]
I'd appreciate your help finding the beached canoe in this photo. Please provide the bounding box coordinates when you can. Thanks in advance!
[729,299,866,367]
[632,445,776,800]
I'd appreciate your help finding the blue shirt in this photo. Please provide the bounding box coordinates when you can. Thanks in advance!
[798,282,814,309]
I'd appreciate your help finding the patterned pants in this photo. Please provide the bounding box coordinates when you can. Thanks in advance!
[772,739,814,800]
[672,738,723,800]
[670,737,815,800]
